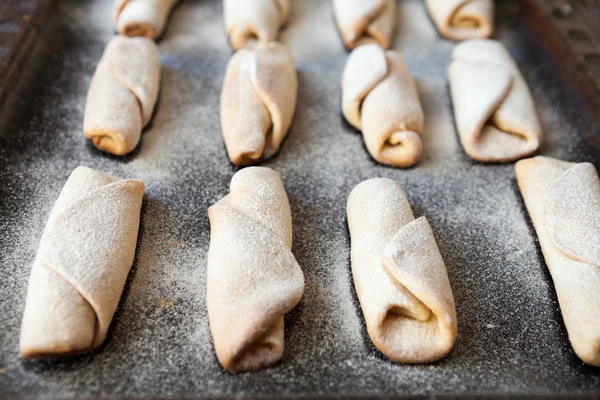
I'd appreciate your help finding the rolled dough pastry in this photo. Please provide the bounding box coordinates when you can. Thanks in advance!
[333,0,396,50]
[20,166,145,358]
[220,42,297,166]
[113,0,180,39]
[224,0,291,50]
[448,39,542,162]
[342,44,424,168]
[347,178,457,363]
[426,0,494,41]
[516,156,600,367]
[207,167,304,372]
[84,35,160,156]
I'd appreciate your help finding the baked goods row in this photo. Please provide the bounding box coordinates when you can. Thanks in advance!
[114,0,494,44]
[89,1,514,168]
[19,157,600,371]
[86,34,537,166]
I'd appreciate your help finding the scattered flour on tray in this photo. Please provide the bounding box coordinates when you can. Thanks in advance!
[0,0,599,398]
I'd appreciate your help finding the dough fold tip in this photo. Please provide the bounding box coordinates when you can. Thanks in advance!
[221,320,286,372]
[113,0,180,40]
[122,23,156,39]
[230,25,264,51]
[376,130,423,168]
[88,131,132,156]
[20,343,88,359]
[227,140,268,166]
[426,0,495,41]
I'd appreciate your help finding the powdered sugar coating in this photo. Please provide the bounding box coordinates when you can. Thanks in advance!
[0,0,599,398]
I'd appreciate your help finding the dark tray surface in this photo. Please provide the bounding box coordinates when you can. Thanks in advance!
[1,0,600,398]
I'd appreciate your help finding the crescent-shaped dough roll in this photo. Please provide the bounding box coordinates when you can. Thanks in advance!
[113,0,180,39]
[347,178,457,363]
[332,0,396,50]
[426,0,494,41]
[220,42,297,166]
[19,166,145,358]
[84,36,160,156]
[516,156,600,367]
[448,39,542,162]
[207,167,304,372]
[224,0,291,50]
[342,44,424,168]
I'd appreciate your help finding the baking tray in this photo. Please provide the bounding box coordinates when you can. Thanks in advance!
[1,0,600,398]
[0,0,54,109]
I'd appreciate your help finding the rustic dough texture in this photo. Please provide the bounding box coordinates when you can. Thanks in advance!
[84,35,160,156]
[224,0,291,50]
[333,0,396,50]
[19,166,145,358]
[113,0,180,39]
[207,167,305,372]
[342,44,424,168]
[347,178,457,363]
[426,0,494,41]
[516,156,600,367]
[448,39,542,162]
[220,42,297,166]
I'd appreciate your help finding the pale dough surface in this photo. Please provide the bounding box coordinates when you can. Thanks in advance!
[426,0,494,41]
[84,35,160,155]
[333,0,396,49]
[113,0,180,39]
[207,167,304,372]
[347,178,457,363]
[224,0,291,50]
[516,156,600,367]
[220,42,297,166]
[20,166,145,358]
[448,39,542,162]
[342,44,424,168]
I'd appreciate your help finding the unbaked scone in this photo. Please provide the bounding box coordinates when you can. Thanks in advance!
[516,156,600,367]
[113,0,180,39]
[84,35,160,156]
[426,0,494,41]
[20,166,144,358]
[333,0,396,50]
[347,178,457,363]
[448,39,542,162]
[224,0,291,50]
[220,42,297,166]
[342,44,424,168]
[207,167,304,372]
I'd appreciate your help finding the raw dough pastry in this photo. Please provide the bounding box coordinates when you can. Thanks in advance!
[342,44,424,168]
[84,36,160,156]
[333,0,396,50]
[347,178,457,363]
[20,166,145,358]
[448,39,542,162]
[207,167,304,372]
[220,42,297,166]
[224,0,291,50]
[426,0,494,41]
[113,0,180,39]
[516,156,600,367]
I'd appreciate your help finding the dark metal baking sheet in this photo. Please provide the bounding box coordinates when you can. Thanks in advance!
[0,0,54,108]
[1,0,600,398]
